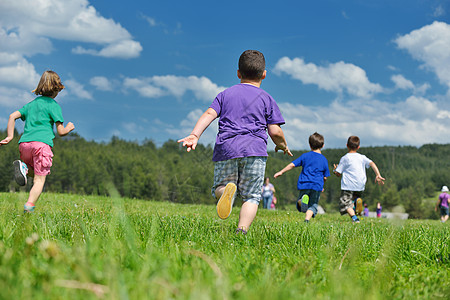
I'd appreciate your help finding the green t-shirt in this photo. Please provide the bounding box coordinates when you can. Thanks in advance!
[18,96,64,147]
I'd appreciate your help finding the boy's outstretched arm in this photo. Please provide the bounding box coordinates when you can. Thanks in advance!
[56,122,75,137]
[178,108,218,152]
[369,161,385,185]
[274,163,295,178]
[267,124,293,156]
[0,111,21,146]
[333,163,341,177]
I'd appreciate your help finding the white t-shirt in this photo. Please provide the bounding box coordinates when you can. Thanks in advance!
[335,153,372,191]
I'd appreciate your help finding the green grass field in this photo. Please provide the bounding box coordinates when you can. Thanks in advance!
[0,192,449,299]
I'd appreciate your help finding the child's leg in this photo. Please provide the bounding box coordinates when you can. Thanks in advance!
[305,209,314,220]
[236,157,266,231]
[27,175,46,205]
[237,202,258,231]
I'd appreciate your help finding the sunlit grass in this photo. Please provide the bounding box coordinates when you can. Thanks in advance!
[0,192,448,299]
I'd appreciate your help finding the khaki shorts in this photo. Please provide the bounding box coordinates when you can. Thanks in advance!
[212,156,267,205]
[339,190,363,215]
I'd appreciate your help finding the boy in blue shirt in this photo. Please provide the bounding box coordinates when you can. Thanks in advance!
[274,132,330,223]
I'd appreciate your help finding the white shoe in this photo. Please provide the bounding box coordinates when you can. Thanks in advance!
[13,160,28,186]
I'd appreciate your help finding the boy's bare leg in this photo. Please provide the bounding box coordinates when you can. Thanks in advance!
[27,175,46,205]
[347,207,356,217]
[237,202,258,231]
[216,186,258,230]
[305,210,314,221]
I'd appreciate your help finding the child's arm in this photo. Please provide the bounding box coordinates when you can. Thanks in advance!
[56,122,75,137]
[274,163,295,178]
[178,108,218,152]
[267,124,293,156]
[0,111,21,146]
[333,163,341,177]
[369,161,385,185]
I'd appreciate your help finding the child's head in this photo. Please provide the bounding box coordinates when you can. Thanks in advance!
[347,135,360,151]
[34,70,65,97]
[238,50,266,80]
[309,132,324,150]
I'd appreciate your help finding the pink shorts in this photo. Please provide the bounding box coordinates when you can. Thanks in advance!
[19,142,53,176]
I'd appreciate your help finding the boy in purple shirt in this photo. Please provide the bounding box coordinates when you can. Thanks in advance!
[436,186,449,222]
[178,50,292,233]
[274,132,329,223]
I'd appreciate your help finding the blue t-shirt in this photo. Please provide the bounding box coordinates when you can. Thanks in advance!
[209,84,285,162]
[292,151,330,191]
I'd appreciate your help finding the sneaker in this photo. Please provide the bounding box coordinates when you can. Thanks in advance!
[351,215,360,223]
[24,204,35,213]
[298,194,309,213]
[355,198,363,215]
[216,183,237,220]
[13,160,28,186]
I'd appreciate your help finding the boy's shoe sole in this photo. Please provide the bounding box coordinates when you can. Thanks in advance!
[216,183,237,220]
[355,198,363,215]
[13,160,27,186]
[24,204,35,213]
[299,194,309,213]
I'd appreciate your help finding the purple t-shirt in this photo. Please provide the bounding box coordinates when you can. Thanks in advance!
[439,192,449,208]
[209,84,285,162]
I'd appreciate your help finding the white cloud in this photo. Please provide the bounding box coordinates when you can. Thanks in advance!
[90,76,113,91]
[0,54,40,89]
[273,57,383,98]
[0,86,34,108]
[391,74,415,90]
[391,74,430,95]
[395,21,450,90]
[433,5,445,17]
[123,75,226,101]
[276,95,450,149]
[167,108,218,146]
[65,79,93,100]
[0,0,142,59]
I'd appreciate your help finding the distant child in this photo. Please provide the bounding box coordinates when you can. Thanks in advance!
[363,203,369,217]
[435,186,449,222]
[178,50,292,233]
[262,177,275,209]
[0,70,75,212]
[376,202,382,218]
[333,136,385,223]
[274,132,330,223]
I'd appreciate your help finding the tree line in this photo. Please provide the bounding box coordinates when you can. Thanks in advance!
[1,130,448,219]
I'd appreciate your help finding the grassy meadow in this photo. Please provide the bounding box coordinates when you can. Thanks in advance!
[0,192,449,300]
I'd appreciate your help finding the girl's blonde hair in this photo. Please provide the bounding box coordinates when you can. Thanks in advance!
[33,70,65,96]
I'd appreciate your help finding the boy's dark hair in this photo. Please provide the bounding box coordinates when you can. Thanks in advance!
[309,132,324,150]
[238,50,265,80]
[347,136,360,150]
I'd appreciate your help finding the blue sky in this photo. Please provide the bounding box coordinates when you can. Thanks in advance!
[1,0,450,150]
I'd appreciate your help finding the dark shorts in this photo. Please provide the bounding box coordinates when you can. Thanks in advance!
[441,206,449,216]
[339,190,363,215]
[296,189,321,216]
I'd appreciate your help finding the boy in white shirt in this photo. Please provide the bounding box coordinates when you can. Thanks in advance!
[333,136,385,223]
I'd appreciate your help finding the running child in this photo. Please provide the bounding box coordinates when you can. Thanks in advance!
[436,186,449,222]
[333,136,385,223]
[274,132,329,223]
[178,50,292,233]
[0,70,75,212]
